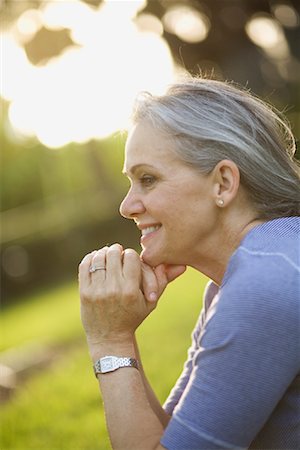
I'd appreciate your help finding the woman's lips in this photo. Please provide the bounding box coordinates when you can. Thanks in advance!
[140,225,161,244]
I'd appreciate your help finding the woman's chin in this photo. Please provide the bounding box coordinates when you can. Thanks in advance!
[140,248,162,267]
[141,248,180,268]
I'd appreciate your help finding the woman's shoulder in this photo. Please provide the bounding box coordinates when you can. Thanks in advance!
[216,234,299,355]
[221,217,299,310]
[226,217,299,280]
[239,216,299,263]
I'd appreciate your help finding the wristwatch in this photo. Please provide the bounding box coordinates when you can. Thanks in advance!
[93,356,139,377]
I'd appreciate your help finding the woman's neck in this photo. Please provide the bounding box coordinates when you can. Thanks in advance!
[191,216,265,286]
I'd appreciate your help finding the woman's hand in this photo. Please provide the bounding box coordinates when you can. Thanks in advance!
[78,243,186,348]
[79,244,149,346]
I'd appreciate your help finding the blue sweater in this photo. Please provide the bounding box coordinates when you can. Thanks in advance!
[161,217,300,450]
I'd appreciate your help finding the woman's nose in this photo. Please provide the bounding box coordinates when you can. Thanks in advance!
[119,188,145,219]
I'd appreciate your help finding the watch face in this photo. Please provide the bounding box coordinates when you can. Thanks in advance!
[100,357,114,372]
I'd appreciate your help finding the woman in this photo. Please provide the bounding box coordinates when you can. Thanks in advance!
[79,77,300,450]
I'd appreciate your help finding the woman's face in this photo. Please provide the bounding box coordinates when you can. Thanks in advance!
[120,121,218,267]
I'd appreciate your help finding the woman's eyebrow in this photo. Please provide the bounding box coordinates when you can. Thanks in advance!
[122,164,156,176]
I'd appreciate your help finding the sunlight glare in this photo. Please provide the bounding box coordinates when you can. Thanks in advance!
[2,1,175,148]
[245,15,289,59]
[163,5,210,43]
[41,0,93,31]
[246,15,284,48]
[103,0,146,19]
[134,13,164,36]
[9,101,35,138]
[0,32,32,101]
[15,8,43,43]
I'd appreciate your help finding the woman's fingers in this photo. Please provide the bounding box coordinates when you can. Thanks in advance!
[152,264,187,297]
[89,247,108,281]
[141,262,159,302]
[79,245,160,342]
[137,261,187,303]
[122,249,141,290]
[105,243,123,282]
[78,251,96,286]
[80,246,187,306]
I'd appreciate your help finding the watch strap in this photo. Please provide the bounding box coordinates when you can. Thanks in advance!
[93,355,139,377]
[118,357,139,369]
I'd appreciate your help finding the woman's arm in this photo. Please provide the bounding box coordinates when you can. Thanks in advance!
[133,335,171,428]
[88,339,166,450]
[79,244,185,449]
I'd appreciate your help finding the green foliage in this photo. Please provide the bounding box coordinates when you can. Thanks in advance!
[0,115,127,215]
[0,268,208,450]
[0,118,127,249]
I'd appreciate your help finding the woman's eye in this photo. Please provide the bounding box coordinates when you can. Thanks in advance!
[140,175,156,187]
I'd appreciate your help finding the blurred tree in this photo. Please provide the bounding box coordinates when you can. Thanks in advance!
[24,27,76,65]
[142,0,300,141]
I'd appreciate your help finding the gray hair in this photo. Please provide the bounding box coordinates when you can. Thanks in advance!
[132,77,300,219]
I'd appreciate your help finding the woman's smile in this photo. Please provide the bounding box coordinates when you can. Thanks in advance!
[140,224,162,245]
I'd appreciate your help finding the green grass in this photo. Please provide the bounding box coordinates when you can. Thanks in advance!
[1,282,83,351]
[0,268,208,450]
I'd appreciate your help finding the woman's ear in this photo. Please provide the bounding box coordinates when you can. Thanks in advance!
[212,160,240,207]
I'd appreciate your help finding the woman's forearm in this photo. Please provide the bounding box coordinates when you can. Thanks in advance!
[133,335,171,428]
[89,340,165,450]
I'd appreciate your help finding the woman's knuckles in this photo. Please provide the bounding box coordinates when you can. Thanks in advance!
[80,284,110,302]
[107,243,123,254]
[124,249,140,266]
[123,285,139,301]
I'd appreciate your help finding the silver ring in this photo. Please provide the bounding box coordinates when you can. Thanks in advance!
[89,265,106,273]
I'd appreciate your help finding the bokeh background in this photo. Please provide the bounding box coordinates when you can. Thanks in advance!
[1,1,299,449]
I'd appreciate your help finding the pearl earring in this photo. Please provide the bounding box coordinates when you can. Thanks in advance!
[217,198,224,206]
